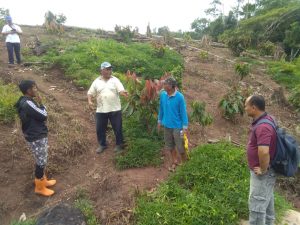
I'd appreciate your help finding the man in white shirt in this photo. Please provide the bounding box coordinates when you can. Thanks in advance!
[87,62,128,153]
[1,15,23,65]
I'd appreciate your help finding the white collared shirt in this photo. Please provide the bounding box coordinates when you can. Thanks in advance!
[87,75,125,113]
[2,24,22,43]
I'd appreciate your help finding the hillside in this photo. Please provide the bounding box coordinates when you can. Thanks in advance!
[0,25,299,225]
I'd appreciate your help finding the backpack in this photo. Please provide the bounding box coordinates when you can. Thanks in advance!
[256,119,300,177]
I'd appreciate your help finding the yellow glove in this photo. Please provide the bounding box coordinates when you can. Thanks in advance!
[183,133,190,159]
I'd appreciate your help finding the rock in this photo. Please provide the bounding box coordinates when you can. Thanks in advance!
[240,210,300,225]
[36,203,86,225]
[207,139,220,144]
[281,209,300,225]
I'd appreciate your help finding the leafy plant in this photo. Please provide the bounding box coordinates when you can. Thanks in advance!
[169,66,183,89]
[0,81,21,123]
[189,101,213,129]
[198,51,209,61]
[123,71,168,133]
[219,87,246,121]
[235,63,250,80]
[134,143,291,225]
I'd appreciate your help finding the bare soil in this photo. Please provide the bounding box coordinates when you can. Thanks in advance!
[0,26,299,225]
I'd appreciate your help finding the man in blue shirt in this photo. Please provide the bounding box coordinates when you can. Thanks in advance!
[157,77,188,171]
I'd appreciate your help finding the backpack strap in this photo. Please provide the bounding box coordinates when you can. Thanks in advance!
[256,119,277,132]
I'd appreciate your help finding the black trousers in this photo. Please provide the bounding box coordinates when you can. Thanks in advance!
[6,42,21,64]
[96,110,123,147]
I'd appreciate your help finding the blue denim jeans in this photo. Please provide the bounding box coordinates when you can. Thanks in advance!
[249,169,276,225]
[6,42,21,64]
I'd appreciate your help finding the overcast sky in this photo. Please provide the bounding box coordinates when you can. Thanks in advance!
[2,0,237,33]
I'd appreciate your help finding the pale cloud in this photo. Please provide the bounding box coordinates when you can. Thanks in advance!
[2,0,237,33]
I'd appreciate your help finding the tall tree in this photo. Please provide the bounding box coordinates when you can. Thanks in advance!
[205,0,223,18]
[233,0,244,19]
[0,8,9,28]
[240,2,256,19]
[146,23,152,37]
[157,26,170,36]
[284,22,300,61]
[191,18,209,33]
[255,0,296,14]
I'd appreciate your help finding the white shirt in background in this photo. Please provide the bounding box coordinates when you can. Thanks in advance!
[2,24,22,43]
[87,76,125,113]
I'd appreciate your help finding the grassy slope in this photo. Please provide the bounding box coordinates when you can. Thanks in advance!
[134,143,291,225]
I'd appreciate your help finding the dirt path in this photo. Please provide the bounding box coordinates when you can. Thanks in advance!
[0,41,169,225]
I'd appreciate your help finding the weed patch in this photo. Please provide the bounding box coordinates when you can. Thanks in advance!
[115,138,162,170]
[10,220,36,225]
[134,143,291,225]
[0,81,21,124]
[116,115,163,170]
[75,189,99,225]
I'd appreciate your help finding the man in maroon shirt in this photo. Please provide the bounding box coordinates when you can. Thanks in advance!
[245,95,277,225]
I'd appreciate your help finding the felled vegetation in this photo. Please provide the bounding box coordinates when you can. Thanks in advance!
[134,143,291,225]
[45,98,90,172]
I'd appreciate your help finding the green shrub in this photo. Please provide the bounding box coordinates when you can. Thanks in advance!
[219,87,246,121]
[235,63,250,80]
[190,101,213,127]
[134,143,291,225]
[114,25,135,43]
[0,81,21,123]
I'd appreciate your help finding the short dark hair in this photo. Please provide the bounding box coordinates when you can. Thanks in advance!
[164,77,177,88]
[248,95,265,111]
[19,80,36,94]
